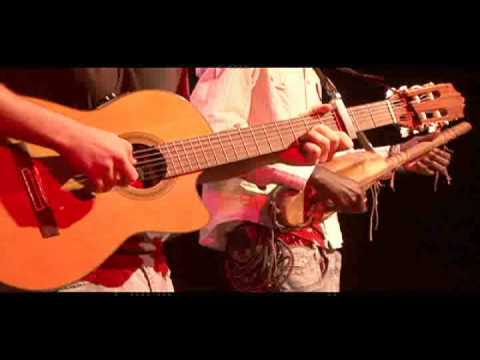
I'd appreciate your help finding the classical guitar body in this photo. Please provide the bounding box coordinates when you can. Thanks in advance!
[0,91,212,291]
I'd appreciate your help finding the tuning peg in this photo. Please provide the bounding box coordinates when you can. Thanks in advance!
[400,127,411,138]
[386,88,396,99]
[428,124,439,133]
[438,121,450,129]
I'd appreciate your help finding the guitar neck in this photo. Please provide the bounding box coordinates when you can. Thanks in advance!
[162,99,402,178]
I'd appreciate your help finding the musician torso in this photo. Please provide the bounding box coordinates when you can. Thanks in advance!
[192,68,346,251]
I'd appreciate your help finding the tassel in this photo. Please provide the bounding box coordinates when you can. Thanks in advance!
[433,169,452,192]
[433,146,453,192]
[369,181,383,242]
[389,171,397,192]
[387,144,402,192]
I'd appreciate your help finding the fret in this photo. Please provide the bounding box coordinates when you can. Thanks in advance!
[324,113,341,131]
[347,109,360,132]
[317,112,339,132]
[366,104,377,129]
[197,136,210,168]
[280,125,296,146]
[237,127,249,159]
[227,131,240,160]
[314,113,327,127]
[250,128,262,156]
[273,121,286,149]
[288,120,300,145]
[170,142,186,174]
[301,115,312,132]
[163,144,179,177]
[352,105,376,131]
[386,100,398,124]
[349,102,388,132]
[180,140,194,172]
[215,133,229,162]
[187,138,201,170]
[206,135,219,165]
[262,124,274,152]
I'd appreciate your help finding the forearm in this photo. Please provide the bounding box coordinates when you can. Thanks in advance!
[0,83,81,152]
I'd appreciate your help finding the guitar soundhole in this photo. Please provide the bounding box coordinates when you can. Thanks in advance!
[130,143,166,189]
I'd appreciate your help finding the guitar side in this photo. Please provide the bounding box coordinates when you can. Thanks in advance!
[0,90,212,291]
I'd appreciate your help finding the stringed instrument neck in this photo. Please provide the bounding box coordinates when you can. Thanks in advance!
[276,122,472,228]
[158,99,400,178]
[157,82,464,180]
[362,122,472,189]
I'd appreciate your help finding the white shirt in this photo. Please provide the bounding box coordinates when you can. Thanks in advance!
[191,68,389,251]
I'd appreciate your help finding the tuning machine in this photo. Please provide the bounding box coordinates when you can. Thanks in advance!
[427,123,439,133]
[400,127,412,138]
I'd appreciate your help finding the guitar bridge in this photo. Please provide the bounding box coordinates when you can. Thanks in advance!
[21,168,48,212]
[19,166,60,239]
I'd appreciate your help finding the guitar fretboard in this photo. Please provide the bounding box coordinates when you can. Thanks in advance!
[153,99,403,178]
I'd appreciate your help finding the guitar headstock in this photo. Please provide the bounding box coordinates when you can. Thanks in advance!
[389,83,466,138]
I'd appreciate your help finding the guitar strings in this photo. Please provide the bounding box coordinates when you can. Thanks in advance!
[71,102,418,184]
[136,94,459,169]
[73,111,397,184]
[72,96,459,185]
[129,93,459,160]
[131,101,407,166]
[131,100,407,158]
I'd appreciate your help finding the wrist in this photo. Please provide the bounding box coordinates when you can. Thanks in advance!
[389,144,402,156]
[311,165,331,185]
[51,118,87,155]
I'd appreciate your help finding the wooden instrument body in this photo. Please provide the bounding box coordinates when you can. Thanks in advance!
[275,151,390,227]
[0,91,212,291]
[276,123,473,228]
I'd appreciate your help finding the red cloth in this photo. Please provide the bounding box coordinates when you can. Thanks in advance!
[176,68,192,99]
[82,237,169,288]
[277,185,327,249]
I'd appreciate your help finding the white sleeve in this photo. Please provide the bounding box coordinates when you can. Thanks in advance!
[190,68,260,132]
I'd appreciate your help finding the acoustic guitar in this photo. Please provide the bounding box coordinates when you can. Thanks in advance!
[0,84,465,290]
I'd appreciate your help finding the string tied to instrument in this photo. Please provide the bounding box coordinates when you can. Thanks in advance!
[434,146,454,192]
[369,181,383,242]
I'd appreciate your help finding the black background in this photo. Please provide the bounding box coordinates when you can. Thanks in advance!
[330,66,480,292]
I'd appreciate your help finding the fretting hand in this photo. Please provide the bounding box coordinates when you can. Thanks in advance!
[279,104,353,166]
[307,166,368,214]
[400,133,453,177]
